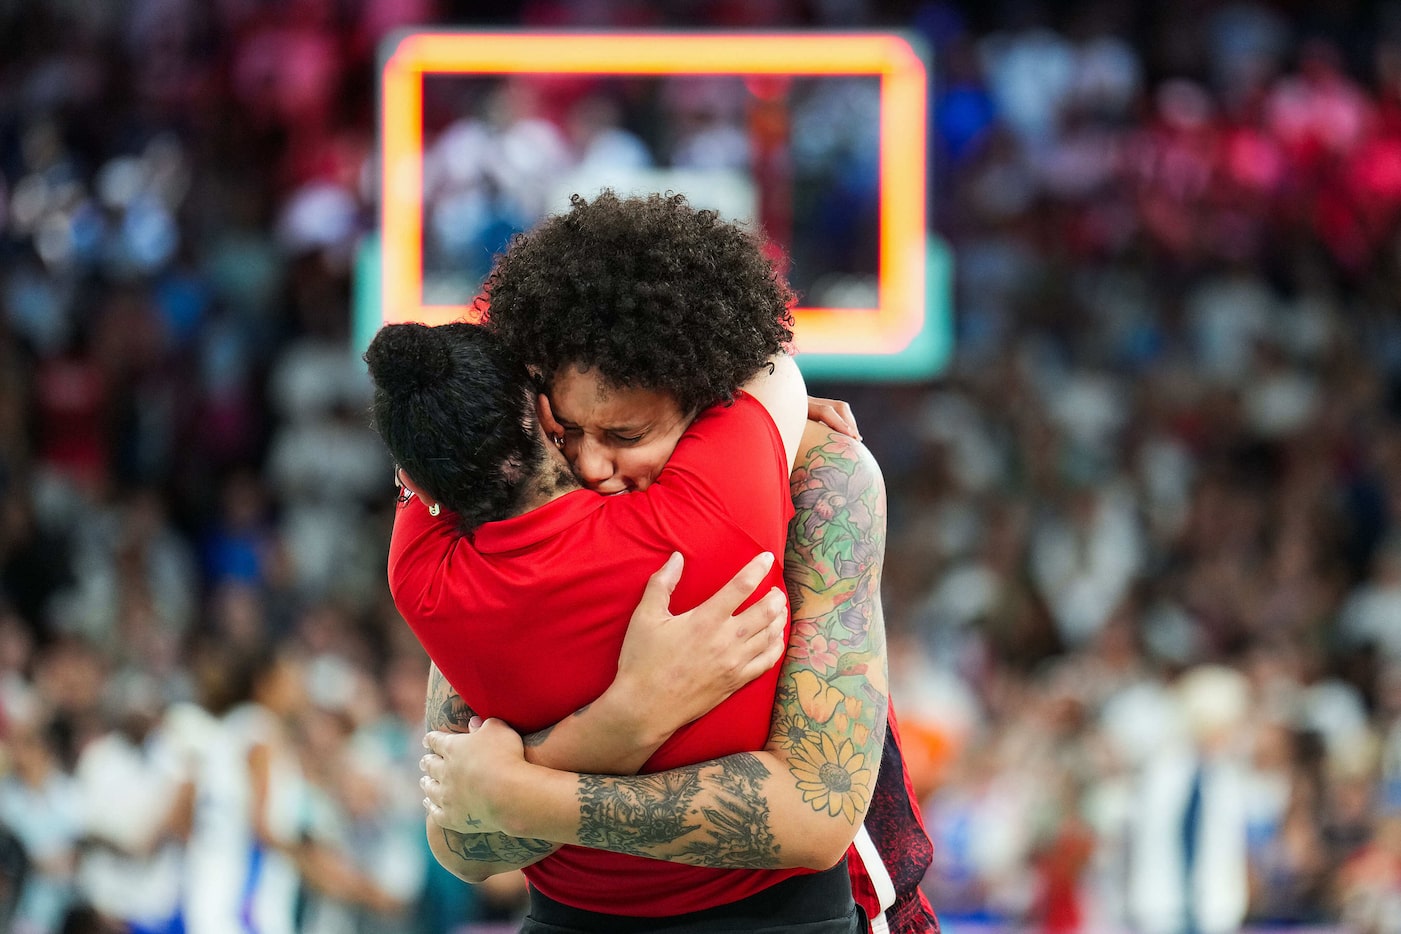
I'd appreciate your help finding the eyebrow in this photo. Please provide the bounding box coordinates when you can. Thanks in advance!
[554,412,646,433]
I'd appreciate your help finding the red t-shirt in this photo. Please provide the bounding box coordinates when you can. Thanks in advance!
[389,392,805,916]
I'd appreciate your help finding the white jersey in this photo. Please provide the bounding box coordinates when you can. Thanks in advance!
[74,728,187,925]
[184,703,308,934]
[0,770,81,934]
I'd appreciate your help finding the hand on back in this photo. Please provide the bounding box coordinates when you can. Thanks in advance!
[611,551,788,739]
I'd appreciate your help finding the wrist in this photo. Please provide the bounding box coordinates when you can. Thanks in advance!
[493,759,566,840]
[596,677,670,752]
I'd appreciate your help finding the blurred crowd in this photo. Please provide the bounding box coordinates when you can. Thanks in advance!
[1,0,1401,932]
[880,1,1401,932]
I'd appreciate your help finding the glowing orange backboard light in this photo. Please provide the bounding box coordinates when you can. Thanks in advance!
[380,32,928,356]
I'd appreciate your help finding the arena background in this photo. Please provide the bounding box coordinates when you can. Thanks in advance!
[1,0,1400,932]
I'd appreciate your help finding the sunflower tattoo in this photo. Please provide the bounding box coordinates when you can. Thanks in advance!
[771,711,815,752]
[788,733,874,824]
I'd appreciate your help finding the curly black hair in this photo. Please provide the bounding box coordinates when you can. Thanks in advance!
[480,191,795,415]
[364,322,543,532]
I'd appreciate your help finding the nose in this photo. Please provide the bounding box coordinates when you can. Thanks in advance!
[573,437,617,490]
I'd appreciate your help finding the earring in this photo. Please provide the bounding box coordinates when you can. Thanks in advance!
[552,435,564,449]
[428,503,441,517]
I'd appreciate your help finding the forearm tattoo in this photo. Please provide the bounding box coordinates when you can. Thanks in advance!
[681,753,778,867]
[777,433,889,824]
[523,722,555,748]
[522,702,587,748]
[442,827,556,864]
[576,753,779,867]
[424,663,556,868]
[425,663,475,733]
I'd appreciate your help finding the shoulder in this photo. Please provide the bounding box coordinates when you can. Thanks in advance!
[657,393,786,494]
[790,425,885,498]
[812,427,880,465]
[389,497,467,613]
[684,392,773,439]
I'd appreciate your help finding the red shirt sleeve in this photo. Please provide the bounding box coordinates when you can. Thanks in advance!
[387,494,463,624]
[655,391,794,539]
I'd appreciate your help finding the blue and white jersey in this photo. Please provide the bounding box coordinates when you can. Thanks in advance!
[184,703,308,934]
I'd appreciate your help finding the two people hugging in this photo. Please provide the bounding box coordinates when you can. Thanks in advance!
[366,192,937,934]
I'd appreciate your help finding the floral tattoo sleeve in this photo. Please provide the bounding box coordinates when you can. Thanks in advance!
[773,431,889,823]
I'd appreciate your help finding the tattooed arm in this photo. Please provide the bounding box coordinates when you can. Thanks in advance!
[422,662,559,883]
[423,424,889,870]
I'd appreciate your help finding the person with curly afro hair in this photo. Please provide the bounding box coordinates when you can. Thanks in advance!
[476,193,933,934]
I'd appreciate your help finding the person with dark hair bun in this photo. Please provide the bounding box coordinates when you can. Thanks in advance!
[364,322,542,532]
[373,193,929,931]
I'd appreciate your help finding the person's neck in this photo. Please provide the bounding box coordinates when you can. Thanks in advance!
[511,452,582,516]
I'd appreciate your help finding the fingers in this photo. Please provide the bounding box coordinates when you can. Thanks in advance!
[807,397,862,440]
[736,589,787,679]
[757,612,786,668]
[735,586,786,639]
[420,752,443,781]
[742,589,787,658]
[702,552,776,619]
[424,797,451,828]
[822,405,860,439]
[638,552,685,615]
[833,400,860,438]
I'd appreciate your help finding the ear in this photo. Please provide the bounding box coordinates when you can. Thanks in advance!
[536,393,565,438]
[396,468,432,502]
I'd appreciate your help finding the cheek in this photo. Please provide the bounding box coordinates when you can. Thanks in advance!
[619,447,670,487]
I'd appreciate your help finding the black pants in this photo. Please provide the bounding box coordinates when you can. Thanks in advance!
[519,859,864,933]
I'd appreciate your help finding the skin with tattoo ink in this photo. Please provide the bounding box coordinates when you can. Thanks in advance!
[576,753,777,867]
[423,662,558,871]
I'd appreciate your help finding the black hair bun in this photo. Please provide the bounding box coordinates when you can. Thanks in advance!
[364,323,454,395]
